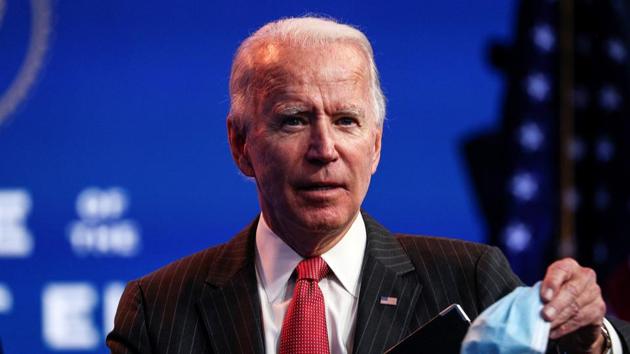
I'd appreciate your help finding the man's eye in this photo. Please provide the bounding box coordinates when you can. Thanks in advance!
[282,116,306,127]
[336,117,358,126]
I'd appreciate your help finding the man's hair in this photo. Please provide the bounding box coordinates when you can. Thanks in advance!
[228,16,386,132]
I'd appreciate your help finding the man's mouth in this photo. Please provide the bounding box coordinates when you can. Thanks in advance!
[295,182,345,191]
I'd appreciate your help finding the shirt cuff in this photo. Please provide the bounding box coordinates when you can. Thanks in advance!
[603,318,623,354]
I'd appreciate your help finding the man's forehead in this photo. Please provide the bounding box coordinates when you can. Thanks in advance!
[248,41,372,115]
[252,41,368,73]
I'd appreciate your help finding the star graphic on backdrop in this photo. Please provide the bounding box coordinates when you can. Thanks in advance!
[503,222,532,253]
[532,24,555,52]
[526,73,550,102]
[518,121,544,151]
[510,172,539,201]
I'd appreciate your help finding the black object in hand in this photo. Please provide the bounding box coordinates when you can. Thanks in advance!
[385,304,471,354]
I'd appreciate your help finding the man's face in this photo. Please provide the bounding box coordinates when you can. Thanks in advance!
[229,42,382,256]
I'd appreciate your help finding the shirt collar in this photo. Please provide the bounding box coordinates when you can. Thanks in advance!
[255,212,367,303]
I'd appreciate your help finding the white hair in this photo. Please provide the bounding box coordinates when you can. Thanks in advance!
[228,16,386,131]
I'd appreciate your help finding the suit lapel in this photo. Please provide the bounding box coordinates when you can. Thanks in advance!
[353,213,423,354]
[195,213,423,354]
[196,218,265,354]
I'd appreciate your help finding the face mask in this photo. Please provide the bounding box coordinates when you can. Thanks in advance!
[460,282,550,354]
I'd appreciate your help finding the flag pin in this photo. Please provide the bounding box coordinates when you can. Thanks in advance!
[380,296,397,306]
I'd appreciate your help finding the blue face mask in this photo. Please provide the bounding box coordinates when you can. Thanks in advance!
[460,282,550,354]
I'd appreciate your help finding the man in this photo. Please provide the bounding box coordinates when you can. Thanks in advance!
[107,17,630,353]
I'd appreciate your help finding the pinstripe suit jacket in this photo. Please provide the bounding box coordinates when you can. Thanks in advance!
[107,214,630,354]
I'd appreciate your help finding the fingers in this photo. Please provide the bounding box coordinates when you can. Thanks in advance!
[540,258,580,303]
[549,294,606,339]
[548,278,599,329]
[542,265,596,323]
[539,258,607,341]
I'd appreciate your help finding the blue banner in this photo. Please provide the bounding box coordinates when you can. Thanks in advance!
[0,1,514,352]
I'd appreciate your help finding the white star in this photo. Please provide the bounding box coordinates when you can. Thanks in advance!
[572,86,589,109]
[606,38,627,63]
[595,137,614,162]
[510,172,539,201]
[532,24,555,52]
[518,121,544,151]
[526,73,550,102]
[599,85,622,111]
[503,222,532,253]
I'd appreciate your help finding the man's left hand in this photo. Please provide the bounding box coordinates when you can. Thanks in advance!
[540,258,607,353]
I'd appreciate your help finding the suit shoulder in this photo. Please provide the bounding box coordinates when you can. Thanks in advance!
[395,233,494,253]
[394,234,499,266]
[133,242,229,295]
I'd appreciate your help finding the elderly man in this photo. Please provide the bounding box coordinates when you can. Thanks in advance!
[107,17,630,354]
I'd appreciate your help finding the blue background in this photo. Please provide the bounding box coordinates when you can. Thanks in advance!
[0,1,515,352]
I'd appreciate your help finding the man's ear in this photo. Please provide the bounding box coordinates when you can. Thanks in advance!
[370,128,382,174]
[227,117,255,177]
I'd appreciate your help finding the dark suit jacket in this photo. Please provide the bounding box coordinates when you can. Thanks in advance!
[107,214,630,353]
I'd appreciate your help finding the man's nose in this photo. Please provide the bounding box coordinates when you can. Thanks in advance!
[305,121,338,164]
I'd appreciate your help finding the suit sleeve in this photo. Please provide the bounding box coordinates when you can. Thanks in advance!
[474,245,523,310]
[608,316,630,353]
[106,280,153,354]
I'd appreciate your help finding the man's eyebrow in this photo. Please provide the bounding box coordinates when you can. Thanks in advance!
[274,103,312,115]
[270,103,365,116]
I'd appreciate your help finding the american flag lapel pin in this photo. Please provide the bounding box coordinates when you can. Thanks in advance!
[380,296,398,306]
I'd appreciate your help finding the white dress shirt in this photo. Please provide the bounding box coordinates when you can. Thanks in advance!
[255,212,367,354]
[604,318,623,354]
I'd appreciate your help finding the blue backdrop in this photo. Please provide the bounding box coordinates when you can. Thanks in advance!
[0,1,515,352]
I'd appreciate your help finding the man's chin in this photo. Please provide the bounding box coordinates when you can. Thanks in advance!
[286,211,355,256]
[293,206,357,236]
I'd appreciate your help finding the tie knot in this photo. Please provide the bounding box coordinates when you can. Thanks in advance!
[296,257,329,281]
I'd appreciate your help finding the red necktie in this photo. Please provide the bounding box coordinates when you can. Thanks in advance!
[279,257,331,354]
